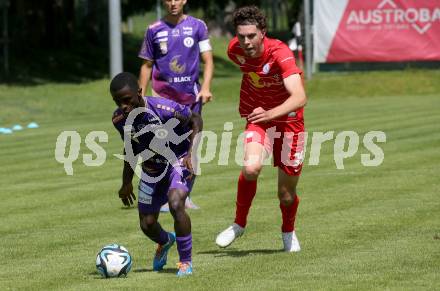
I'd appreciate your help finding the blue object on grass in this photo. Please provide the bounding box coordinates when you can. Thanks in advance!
[2,128,13,134]
[12,124,23,131]
[27,122,39,129]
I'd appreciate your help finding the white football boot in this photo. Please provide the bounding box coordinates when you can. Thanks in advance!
[282,231,301,252]
[215,223,245,248]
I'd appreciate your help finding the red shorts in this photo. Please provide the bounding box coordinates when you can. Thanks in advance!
[244,119,305,176]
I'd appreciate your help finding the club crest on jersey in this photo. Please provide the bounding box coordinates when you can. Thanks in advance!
[169,55,186,74]
[159,40,168,54]
[183,37,194,48]
[236,55,246,64]
[262,63,271,74]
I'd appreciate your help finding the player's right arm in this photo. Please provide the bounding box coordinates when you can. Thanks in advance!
[119,151,137,207]
[138,26,156,96]
[113,110,137,207]
[139,59,153,97]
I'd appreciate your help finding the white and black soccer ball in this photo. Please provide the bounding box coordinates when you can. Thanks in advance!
[96,244,132,278]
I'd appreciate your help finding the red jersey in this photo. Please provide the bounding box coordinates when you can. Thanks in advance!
[227,37,303,121]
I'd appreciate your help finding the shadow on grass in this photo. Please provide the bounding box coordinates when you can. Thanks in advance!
[133,267,178,274]
[198,248,282,257]
[119,205,138,211]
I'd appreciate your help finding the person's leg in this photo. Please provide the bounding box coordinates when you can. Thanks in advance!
[139,212,169,245]
[234,141,266,227]
[216,124,270,248]
[183,99,203,209]
[185,175,200,209]
[277,169,301,252]
[168,188,192,264]
[273,119,304,252]
[278,169,300,232]
[168,165,193,276]
[138,178,175,270]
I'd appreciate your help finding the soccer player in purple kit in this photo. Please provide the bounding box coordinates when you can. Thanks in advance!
[138,0,214,210]
[111,72,202,276]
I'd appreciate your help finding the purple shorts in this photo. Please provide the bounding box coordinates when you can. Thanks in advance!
[137,162,193,214]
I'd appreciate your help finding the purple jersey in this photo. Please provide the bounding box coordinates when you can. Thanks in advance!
[112,96,192,171]
[138,16,209,106]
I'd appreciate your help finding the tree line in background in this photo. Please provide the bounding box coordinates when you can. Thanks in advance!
[5,0,301,49]
[0,0,301,82]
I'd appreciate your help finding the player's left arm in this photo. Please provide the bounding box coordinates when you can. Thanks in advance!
[247,74,307,123]
[198,49,214,104]
[180,112,203,175]
[197,22,214,104]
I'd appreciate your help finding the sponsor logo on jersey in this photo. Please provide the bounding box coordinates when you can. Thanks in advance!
[169,55,186,74]
[172,29,180,37]
[173,76,191,83]
[247,72,283,88]
[139,182,154,194]
[183,37,194,48]
[138,192,152,205]
[183,26,193,35]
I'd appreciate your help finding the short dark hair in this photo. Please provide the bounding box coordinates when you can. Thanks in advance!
[110,72,139,94]
[232,5,267,31]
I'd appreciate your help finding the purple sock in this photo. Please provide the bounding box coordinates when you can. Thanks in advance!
[176,234,192,263]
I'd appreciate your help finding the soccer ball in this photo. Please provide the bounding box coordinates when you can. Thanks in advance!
[96,244,132,278]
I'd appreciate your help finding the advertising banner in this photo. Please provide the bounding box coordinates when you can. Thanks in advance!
[314,0,440,63]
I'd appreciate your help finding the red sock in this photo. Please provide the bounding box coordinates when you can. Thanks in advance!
[234,172,257,228]
[280,194,300,233]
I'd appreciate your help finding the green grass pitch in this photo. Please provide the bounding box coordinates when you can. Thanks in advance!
[1,55,440,289]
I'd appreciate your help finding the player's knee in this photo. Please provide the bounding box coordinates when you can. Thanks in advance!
[168,196,185,214]
[242,164,262,180]
[278,188,295,206]
[139,215,157,233]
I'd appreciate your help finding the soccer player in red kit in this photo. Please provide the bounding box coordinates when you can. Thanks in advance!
[215,6,307,252]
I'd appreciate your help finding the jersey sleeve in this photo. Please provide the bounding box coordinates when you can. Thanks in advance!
[196,19,209,41]
[138,27,155,61]
[153,98,192,123]
[275,43,302,78]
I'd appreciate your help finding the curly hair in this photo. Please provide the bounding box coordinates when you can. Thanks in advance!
[232,5,267,31]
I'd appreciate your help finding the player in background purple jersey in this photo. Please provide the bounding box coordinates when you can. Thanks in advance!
[111,72,202,276]
[138,0,214,210]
